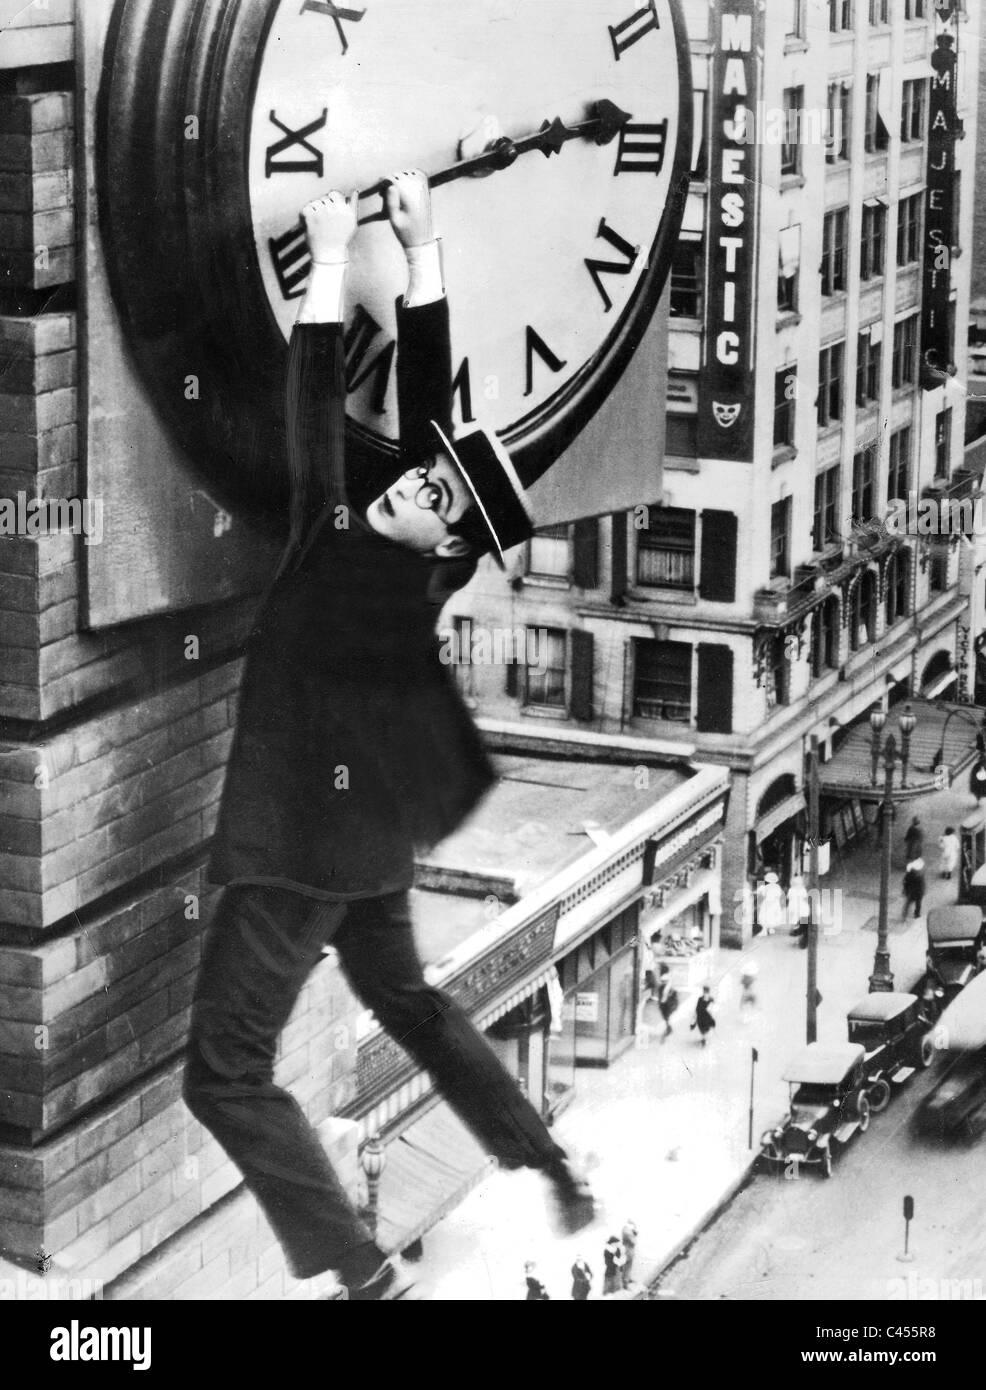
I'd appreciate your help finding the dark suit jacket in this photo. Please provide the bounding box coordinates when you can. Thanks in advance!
[208,298,494,899]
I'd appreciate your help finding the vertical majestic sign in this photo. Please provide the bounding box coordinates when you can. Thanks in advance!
[697,1,762,461]
[921,2,960,387]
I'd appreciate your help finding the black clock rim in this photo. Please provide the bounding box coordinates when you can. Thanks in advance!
[98,0,692,504]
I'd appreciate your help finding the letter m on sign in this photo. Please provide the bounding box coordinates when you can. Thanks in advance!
[721,13,753,52]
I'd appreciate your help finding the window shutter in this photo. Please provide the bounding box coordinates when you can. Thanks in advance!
[611,512,628,603]
[696,644,733,733]
[699,511,738,602]
[570,629,594,722]
[573,518,599,589]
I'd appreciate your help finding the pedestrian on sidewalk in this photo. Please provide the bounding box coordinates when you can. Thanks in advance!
[904,816,924,862]
[938,826,960,880]
[656,963,679,1040]
[739,960,759,1017]
[787,872,811,944]
[524,1261,550,1300]
[970,758,986,811]
[691,984,716,1045]
[621,1218,639,1287]
[570,1257,593,1301]
[602,1235,626,1295]
[902,858,926,919]
[757,871,785,936]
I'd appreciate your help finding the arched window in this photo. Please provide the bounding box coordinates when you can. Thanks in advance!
[811,595,840,677]
[885,549,910,627]
[849,569,877,651]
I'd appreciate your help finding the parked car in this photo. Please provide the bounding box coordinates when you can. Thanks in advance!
[760,1043,870,1177]
[846,992,936,1113]
[915,970,986,1141]
[926,906,984,1000]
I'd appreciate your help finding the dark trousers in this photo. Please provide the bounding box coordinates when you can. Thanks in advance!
[183,884,563,1279]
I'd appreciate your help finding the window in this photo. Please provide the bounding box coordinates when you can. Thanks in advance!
[781,88,804,176]
[821,209,848,295]
[670,241,702,318]
[935,408,952,478]
[904,0,925,18]
[851,447,875,525]
[817,341,844,427]
[634,639,692,723]
[897,192,921,265]
[527,524,570,579]
[860,202,885,280]
[811,596,840,676]
[666,411,698,457]
[892,315,918,388]
[636,507,696,589]
[901,79,927,142]
[829,0,852,32]
[777,224,801,314]
[864,73,889,153]
[524,627,566,708]
[885,550,909,627]
[784,0,805,37]
[930,547,949,594]
[849,571,877,651]
[826,82,850,162]
[770,498,791,579]
[814,466,841,550]
[765,636,790,709]
[856,331,882,407]
[869,0,888,22]
[774,366,797,448]
[887,426,911,499]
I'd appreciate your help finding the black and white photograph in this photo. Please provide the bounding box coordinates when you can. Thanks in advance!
[0,0,983,1348]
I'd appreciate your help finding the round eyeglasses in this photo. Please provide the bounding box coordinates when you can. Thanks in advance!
[403,466,445,513]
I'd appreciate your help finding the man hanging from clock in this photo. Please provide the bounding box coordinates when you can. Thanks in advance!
[184,170,596,1301]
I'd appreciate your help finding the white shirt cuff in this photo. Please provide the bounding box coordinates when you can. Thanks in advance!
[296,261,347,324]
[403,239,445,307]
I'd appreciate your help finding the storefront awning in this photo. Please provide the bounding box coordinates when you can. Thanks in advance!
[818,698,983,801]
[756,790,806,842]
[374,1102,494,1257]
[476,966,557,1029]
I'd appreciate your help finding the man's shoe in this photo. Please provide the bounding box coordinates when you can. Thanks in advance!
[542,1155,597,1237]
[346,1257,420,1301]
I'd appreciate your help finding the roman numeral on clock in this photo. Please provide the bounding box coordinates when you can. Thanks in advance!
[299,1,367,56]
[265,107,328,178]
[452,357,476,424]
[525,327,567,397]
[585,219,639,312]
[267,220,310,300]
[608,0,660,61]
[614,120,668,176]
[344,304,395,413]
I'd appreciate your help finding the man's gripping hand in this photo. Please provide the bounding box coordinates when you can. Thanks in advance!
[384,170,434,249]
[302,189,360,264]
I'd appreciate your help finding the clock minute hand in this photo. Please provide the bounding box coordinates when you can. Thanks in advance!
[356,99,632,225]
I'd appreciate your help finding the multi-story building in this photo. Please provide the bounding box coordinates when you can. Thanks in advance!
[443,0,981,943]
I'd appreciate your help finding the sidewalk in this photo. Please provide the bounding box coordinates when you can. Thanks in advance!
[413,782,974,1301]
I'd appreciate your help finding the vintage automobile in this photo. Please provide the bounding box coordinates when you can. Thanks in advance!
[926,906,984,1000]
[914,969,986,1140]
[846,992,936,1112]
[760,1043,870,1177]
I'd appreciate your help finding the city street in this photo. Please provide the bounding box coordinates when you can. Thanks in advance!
[653,1064,986,1303]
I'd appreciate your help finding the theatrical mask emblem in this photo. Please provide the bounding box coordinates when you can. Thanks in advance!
[712,401,742,430]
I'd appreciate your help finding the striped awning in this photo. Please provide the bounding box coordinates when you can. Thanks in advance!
[372,1102,495,1256]
[476,966,557,1029]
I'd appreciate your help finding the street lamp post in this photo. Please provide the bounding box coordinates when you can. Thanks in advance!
[360,1133,386,1238]
[898,704,917,789]
[869,705,887,787]
[870,735,898,994]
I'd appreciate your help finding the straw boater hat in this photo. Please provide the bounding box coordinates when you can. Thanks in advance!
[430,420,534,568]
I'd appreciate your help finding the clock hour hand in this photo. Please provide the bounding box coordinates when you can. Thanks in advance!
[356,100,632,224]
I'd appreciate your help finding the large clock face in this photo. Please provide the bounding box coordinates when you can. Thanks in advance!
[98,0,689,513]
[247,0,687,456]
